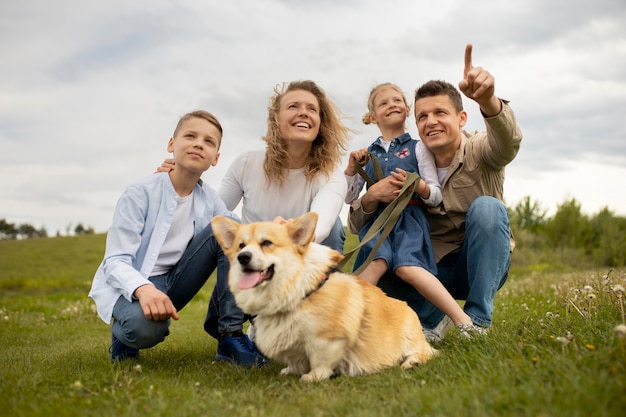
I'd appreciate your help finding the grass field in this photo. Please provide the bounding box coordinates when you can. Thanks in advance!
[1,233,625,417]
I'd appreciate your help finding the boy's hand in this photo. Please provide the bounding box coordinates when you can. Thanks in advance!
[155,158,176,173]
[134,284,179,321]
[345,148,369,176]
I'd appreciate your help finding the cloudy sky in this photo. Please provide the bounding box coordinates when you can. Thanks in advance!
[1,0,625,235]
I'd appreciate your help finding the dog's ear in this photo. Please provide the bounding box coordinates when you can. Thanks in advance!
[211,216,240,251]
[287,212,318,247]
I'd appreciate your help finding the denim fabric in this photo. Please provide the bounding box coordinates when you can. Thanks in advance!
[377,196,511,328]
[321,217,346,254]
[353,133,437,275]
[203,216,346,338]
[111,224,244,349]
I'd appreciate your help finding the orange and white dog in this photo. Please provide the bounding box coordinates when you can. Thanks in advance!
[211,212,436,382]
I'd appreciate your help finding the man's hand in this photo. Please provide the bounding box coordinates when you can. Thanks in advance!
[134,284,179,321]
[458,44,501,117]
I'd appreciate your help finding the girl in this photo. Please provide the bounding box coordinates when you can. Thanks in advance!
[344,83,474,333]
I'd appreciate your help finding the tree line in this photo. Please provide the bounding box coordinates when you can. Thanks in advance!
[0,219,94,240]
[2,196,625,267]
[509,196,626,268]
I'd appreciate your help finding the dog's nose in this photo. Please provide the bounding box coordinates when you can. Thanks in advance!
[237,251,252,266]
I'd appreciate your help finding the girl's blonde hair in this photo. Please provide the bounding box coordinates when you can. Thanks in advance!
[263,80,349,185]
[362,82,410,126]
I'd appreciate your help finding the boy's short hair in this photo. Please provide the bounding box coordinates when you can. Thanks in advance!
[414,80,464,113]
[173,110,223,148]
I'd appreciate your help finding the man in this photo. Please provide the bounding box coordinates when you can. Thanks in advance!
[347,44,522,341]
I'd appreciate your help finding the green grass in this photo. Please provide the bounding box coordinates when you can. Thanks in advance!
[1,234,625,417]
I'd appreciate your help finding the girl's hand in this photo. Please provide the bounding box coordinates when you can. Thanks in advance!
[345,148,369,176]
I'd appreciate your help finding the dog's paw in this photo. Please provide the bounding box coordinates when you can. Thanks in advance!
[280,366,298,376]
[300,367,334,382]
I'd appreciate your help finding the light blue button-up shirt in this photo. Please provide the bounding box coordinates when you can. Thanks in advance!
[88,172,237,323]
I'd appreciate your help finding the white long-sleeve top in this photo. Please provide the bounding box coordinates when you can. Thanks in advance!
[218,149,347,243]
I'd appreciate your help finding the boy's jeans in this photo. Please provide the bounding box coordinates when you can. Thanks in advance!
[377,196,511,328]
[112,224,243,349]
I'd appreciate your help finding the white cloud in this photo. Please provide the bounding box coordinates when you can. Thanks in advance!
[1,0,625,234]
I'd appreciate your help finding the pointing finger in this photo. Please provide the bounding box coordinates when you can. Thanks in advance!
[463,44,473,77]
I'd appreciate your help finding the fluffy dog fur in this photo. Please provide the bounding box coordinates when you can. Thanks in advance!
[211,212,436,382]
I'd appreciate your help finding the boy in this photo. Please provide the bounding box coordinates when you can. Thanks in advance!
[89,110,267,366]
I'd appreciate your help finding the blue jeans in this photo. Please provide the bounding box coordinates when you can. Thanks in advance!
[203,216,346,338]
[377,196,511,328]
[111,223,244,349]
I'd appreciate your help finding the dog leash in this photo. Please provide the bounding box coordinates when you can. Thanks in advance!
[338,154,422,275]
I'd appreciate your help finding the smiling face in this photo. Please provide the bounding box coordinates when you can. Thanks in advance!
[277,89,321,145]
[368,85,410,128]
[414,94,467,156]
[167,116,221,175]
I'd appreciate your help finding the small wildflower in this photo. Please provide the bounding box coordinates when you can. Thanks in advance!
[585,344,596,350]
[615,324,626,339]
[555,336,570,346]
[587,293,596,300]
[195,382,201,388]
[132,364,142,373]
[71,381,84,390]
[3,316,8,321]
[612,284,625,298]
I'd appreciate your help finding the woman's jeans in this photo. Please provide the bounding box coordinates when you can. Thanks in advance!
[377,196,511,328]
[111,224,243,349]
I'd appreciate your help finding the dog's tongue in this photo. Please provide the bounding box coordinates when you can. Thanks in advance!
[238,271,263,290]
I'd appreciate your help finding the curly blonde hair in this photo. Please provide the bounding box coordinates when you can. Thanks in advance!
[263,80,350,186]
[362,83,410,126]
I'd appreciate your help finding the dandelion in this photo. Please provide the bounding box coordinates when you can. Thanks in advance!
[613,284,626,325]
[555,336,570,346]
[587,292,596,316]
[585,344,596,351]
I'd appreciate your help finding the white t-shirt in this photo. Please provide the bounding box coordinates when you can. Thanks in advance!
[218,149,347,243]
[151,192,194,276]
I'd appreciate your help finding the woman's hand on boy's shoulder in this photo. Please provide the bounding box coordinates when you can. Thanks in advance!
[155,158,176,173]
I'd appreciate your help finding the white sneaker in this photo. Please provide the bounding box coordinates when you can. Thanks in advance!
[422,315,453,343]
[456,322,488,339]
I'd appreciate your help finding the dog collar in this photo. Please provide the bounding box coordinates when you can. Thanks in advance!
[303,267,340,299]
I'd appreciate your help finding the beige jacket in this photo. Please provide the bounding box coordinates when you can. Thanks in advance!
[348,101,522,262]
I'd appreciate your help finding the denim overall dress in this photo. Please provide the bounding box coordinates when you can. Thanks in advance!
[354,133,437,275]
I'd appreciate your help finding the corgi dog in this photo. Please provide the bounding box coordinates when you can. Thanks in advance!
[211,212,436,382]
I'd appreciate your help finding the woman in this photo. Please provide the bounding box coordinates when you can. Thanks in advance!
[161,80,351,340]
